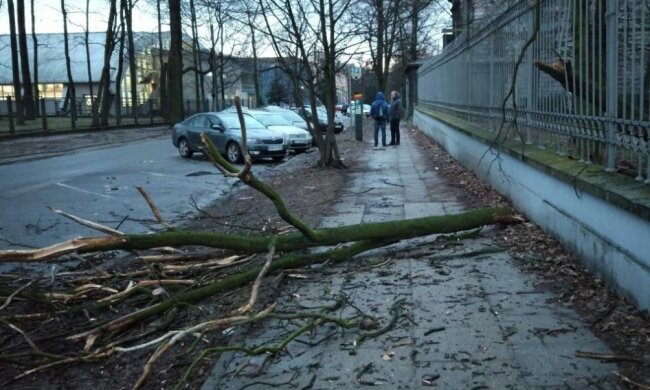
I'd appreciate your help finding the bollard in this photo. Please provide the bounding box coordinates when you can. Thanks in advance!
[7,97,15,135]
[354,100,363,141]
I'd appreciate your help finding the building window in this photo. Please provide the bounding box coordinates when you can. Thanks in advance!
[38,84,65,99]
[0,85,16,99]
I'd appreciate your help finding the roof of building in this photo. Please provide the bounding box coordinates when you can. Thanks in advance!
[0,31,167,84]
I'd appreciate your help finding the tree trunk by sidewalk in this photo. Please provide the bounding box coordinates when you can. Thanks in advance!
[16,0,34,119]
[167,0,184,124]
[6,0,24,125]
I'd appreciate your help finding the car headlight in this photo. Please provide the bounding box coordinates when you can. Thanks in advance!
[247,138,260,144]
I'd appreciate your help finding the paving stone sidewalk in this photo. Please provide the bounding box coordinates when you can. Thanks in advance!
[202,126,617,389]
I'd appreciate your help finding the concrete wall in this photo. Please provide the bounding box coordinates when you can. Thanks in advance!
[414,110,650,311]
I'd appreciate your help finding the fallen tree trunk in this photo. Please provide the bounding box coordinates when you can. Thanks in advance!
[0,207,514,262]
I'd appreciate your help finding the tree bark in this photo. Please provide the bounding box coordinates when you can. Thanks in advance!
[6,0,24,125]
[16,0,34,119]
[189,0,201,113]
[30,0,39,116]
[115,0,127,125]
[85,0,96,121]
[61,0,77,129]
[93,0,117,127]
[167,0,184,123]
[125,0,138,121]
[156,0,168,119]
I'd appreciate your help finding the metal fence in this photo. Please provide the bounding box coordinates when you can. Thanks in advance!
[0,96,220,135]
[418,0,650,183]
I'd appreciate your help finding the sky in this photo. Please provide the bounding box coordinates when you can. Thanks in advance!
[0,0,161,35]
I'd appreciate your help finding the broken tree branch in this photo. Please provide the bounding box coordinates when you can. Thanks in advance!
[136,186,168,228]
[0,207,516,262]
[48,207,124,236]
[238,237,276,314]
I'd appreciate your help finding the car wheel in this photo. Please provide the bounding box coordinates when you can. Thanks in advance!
[226,142,243,163]
[178,137,193,158]
[272,156,285,163]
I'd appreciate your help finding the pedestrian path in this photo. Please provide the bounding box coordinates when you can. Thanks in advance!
[202,126,618,389]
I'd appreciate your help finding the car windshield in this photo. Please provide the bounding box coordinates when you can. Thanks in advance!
[220,115,266,130]
[254,114,292,127]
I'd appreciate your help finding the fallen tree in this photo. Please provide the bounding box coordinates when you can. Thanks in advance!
[0,97,521,389]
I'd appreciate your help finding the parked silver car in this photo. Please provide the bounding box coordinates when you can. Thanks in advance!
[172,112,288,163]
[260,106,310,130]
[248,110,313,153]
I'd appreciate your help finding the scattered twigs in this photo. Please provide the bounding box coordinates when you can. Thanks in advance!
[0,280,34,311]
[68,252,110,277]
[614,371,650,390]
[356,298,406,346]
[574,350,643,363]
[131,304,277,390]
[48,207,124,236]
[136,186,169,228]
[132,341,172,390]
[98,280,195,303]
[1,321,64,360]
[12,350,112,382]
[238,237,277,314]
[159,255,253,273]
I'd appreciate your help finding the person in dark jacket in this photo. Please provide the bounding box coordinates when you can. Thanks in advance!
[369,91,389,148]
[388,90,403,145]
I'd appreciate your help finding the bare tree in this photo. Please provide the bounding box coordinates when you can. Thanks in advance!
[259,0,361,167]
[93,0,118,127]
[61,0,77,128]
[6,0,24,125]
[125,0,139,121]
[84,0,95,120]
[30,0,39,116]
[115,0,128,124]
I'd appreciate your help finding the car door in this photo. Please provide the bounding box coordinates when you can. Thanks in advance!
[205,116,228,153]
[186,115,208,148]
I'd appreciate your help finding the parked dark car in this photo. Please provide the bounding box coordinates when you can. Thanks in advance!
[172,112,288,163]
[300,107,344,133]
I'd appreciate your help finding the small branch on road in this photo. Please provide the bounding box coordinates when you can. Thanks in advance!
[48,207,124,236]
[136,186,169,228]
[575,350,643,363]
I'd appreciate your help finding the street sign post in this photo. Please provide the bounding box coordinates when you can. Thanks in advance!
[350,67,361,80]
[353,92,363,141]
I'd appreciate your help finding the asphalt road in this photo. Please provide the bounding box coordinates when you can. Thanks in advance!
[0,137,262,251]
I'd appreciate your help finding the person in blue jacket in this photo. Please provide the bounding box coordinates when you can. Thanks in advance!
[370,91,389,148]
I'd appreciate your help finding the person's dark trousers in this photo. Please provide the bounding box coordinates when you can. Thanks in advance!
[374,120,387,147]
[390,118,400,145]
